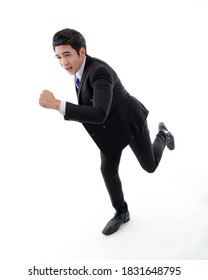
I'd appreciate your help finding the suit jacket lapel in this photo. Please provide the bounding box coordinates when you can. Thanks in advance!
[77,55,92,103]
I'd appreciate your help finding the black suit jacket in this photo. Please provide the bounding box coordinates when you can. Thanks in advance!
[64,55,149,157]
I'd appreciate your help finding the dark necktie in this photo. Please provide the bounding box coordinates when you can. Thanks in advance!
[75,75,80,89]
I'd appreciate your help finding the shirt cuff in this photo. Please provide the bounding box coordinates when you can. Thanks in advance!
[59,101,66,115]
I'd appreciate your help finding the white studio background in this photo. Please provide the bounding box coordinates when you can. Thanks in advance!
[0,0,208,279]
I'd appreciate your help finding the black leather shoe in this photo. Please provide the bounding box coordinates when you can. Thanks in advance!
[102,211,130,235]
[158,122,175,150]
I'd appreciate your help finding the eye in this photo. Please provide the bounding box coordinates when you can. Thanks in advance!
[56,56,61,60]
[64,53,71,57]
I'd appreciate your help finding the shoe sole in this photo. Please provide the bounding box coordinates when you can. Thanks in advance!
[167,132,175,150]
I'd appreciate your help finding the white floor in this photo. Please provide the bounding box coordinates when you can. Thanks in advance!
[2,130,208,261]
[1,1,208,279]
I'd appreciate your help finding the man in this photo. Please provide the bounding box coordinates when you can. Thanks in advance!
[39,28,175,235]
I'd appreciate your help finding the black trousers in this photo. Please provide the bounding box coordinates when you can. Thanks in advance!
[100,121,166,213]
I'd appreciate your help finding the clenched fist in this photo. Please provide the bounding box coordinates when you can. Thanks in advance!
[39,90,61,110]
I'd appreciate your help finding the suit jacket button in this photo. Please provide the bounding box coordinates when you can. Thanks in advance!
[103,125,106,128]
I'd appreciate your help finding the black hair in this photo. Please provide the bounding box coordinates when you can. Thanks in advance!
[52,28,86,55]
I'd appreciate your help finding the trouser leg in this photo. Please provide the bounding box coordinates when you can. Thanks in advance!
[129,121,166,173]
[100,151,128,213]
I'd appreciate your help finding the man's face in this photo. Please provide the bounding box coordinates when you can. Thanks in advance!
[55,45,85,75]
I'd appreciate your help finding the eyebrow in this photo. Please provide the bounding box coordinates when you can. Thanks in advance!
[55,51,72,57]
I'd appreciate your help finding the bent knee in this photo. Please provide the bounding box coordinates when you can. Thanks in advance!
[143,165,157,173]
[147,169,156,174]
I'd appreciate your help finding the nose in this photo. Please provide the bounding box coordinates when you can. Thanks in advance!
[61,57,69,67]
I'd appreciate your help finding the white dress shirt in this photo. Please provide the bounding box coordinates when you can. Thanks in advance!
[59,56,86,115]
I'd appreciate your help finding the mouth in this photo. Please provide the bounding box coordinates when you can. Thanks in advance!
[64,66,73,72]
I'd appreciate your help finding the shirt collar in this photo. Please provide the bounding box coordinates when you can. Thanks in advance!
[75,56,86,81]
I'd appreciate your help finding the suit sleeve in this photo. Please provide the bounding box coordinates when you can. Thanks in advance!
[64,67,113,124]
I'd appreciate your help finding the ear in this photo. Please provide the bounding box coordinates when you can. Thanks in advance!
[79,47,86,58]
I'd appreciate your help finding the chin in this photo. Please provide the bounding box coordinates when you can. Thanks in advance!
[66,69,74,75]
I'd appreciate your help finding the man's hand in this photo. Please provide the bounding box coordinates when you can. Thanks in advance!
[39,90,61,110]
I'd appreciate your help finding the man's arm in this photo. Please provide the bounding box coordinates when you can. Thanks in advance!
[64,67,113,124]
[39,67,114,124]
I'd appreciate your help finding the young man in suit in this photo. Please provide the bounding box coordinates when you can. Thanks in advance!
[39,28,175,235]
